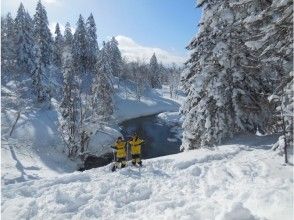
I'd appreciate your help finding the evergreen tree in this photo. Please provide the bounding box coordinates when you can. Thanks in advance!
[14,3,35,76]
[246,0,293,161]
[64,22,73,51]
[60,52,81,157]
[168,64,181,98]
[107,37,123,78]
[149,53,162,88]
[133,62,149,101]
[1,13,16,76]
[72,15,88,74]
[97,42,115,90]
[181,0,271,150]
[32,0,53,103]
[33,0,53,67]
[86,13,99,73]
[92,43,114,121]
[32,45,50,103]
[53,23,64,68]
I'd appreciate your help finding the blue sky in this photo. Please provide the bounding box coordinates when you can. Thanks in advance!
[2,0,201,64]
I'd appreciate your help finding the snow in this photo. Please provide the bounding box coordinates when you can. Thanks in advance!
[113,83,182,122]
[1,106,77,185]
[157,111,182,125]
[2,134,293,220]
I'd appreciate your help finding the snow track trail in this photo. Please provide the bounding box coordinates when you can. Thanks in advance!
[2,136,293,220]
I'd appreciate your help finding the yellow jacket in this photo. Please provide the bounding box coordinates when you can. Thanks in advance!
[129,138,144,155]
[114,141,127,158]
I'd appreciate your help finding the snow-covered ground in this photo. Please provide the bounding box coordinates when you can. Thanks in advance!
[2,134,293,220]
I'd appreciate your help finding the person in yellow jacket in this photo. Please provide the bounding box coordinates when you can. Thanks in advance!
[111,137,127,171]
[128,133,144,166]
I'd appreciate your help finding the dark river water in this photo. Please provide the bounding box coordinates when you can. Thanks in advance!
[81,114,181,170]
[120,114,181,159]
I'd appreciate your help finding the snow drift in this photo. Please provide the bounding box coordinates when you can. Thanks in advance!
[2,134,293,220]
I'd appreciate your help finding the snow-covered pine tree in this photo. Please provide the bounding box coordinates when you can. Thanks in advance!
[121,57,131,99]
[107,37,124,79]
[86,13,99,73]
[72,15,92,93]
[72,15,88,74]
[129,61,148,101]
[149,53,162,88]
[32,45,50,103]
[14,3,36,77]
[64,22,73,52]
[32,0,53,103]
[245,0,293,159]
[158,62,167,85]
[91,44,114,123]
[53,23,64,69]
[1,13,16,77]
[227,1,273,134]
[168,64,181,98]
[98,41,115,88]
[181,0,271,150]
[60,52,81,158]
[33,0,53,67]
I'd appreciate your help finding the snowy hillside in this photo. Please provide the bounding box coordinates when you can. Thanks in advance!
[2,134,293,220]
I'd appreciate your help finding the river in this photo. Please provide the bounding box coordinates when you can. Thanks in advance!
[120,114,181,159]
[81,113,182,170]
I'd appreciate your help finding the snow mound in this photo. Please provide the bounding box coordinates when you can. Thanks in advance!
[216,202,259,220]
[2,135,293,220]
[158,111,182,125]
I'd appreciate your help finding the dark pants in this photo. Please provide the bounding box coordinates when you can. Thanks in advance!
[116,157,126,168]
[131,154,142,165]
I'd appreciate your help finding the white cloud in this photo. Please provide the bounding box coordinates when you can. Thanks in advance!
[115,35,186,66]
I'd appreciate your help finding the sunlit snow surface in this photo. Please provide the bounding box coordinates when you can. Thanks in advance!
[2,134,293,220]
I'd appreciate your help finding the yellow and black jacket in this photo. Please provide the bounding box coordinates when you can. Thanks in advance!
[129,138,144,155]
[112,140,127,158]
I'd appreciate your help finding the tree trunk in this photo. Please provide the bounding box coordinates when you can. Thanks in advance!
[9,111,20,136]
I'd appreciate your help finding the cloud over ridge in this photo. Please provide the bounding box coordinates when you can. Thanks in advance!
[116,35,186,65]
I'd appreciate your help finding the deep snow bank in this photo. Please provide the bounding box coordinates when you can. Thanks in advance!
[2,134,293,220]
[113,85,181,122]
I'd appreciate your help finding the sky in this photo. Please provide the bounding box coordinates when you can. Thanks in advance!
[1,0,202,65]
